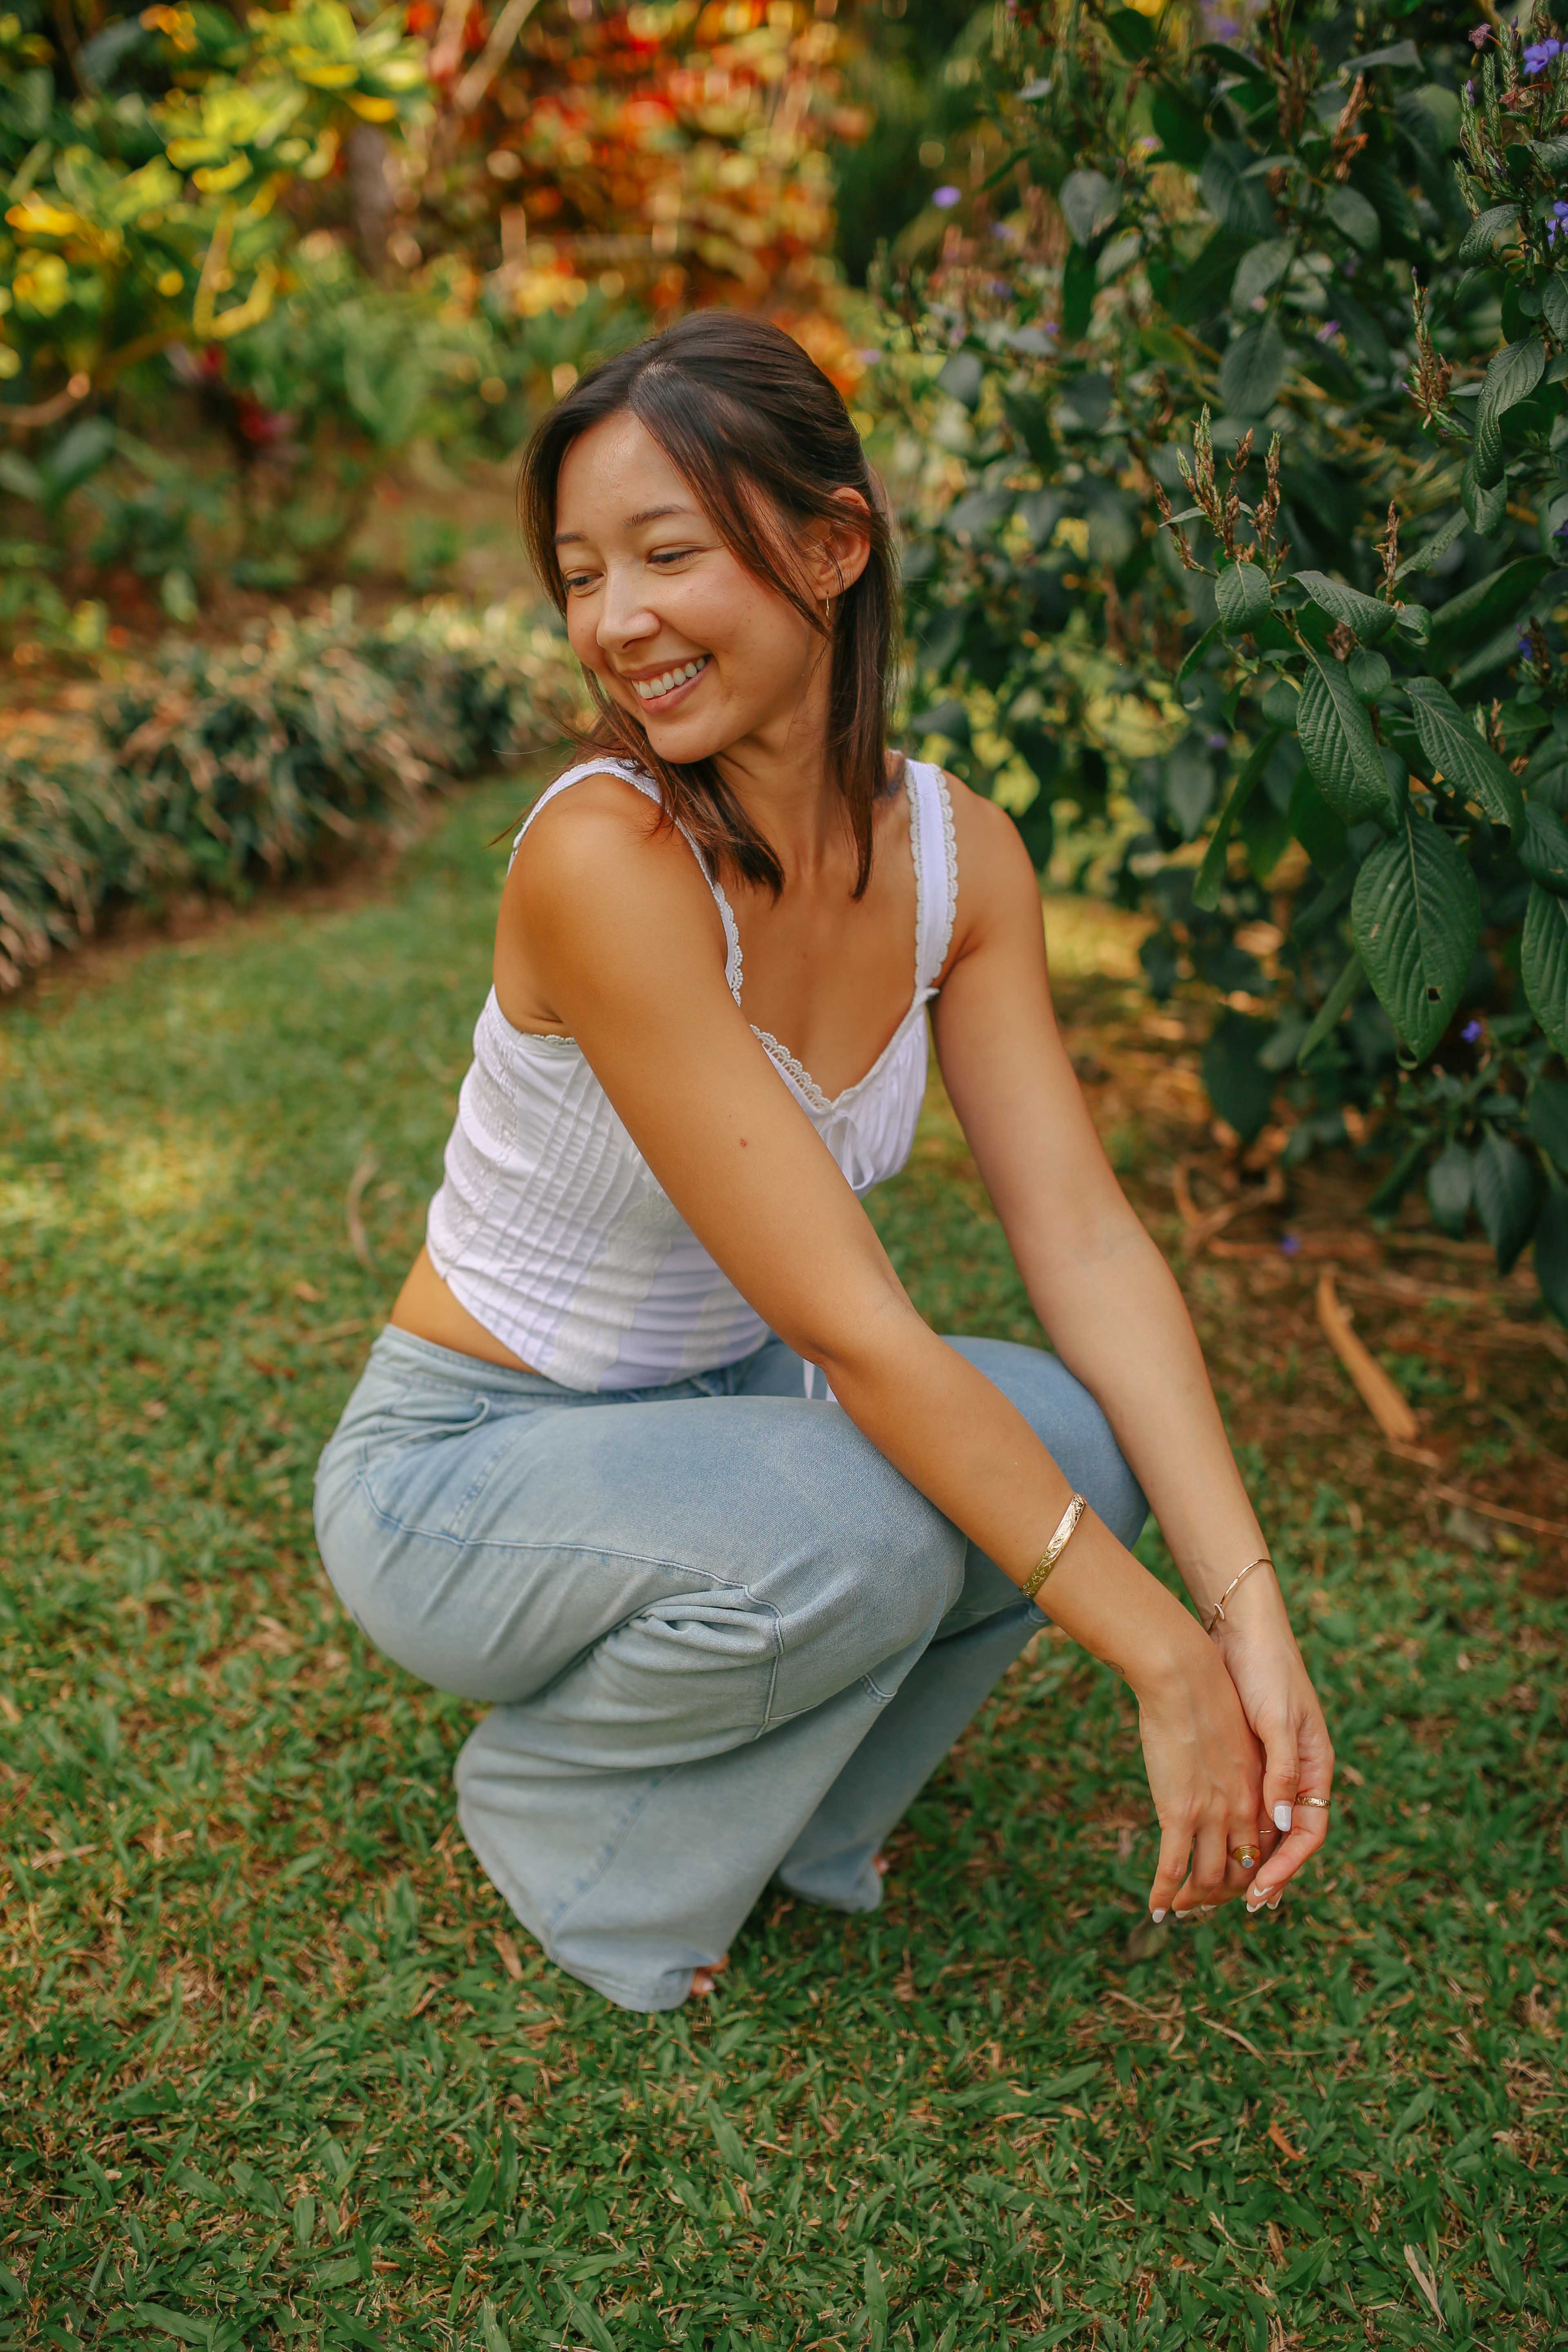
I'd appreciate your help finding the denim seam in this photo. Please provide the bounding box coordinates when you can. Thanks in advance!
[346,1475,784,1737]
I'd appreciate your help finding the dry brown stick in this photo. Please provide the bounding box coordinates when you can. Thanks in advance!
[1316,1268,1419,1443]
[1425,1484,1568,1540]
[345,1152,379,1270]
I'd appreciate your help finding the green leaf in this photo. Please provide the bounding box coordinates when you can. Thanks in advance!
[1294,571,1396,644]
[1544,273,1568,342]
[1324,184,1380,254]
[1472,1128,1540,1275]
[1351,811,1481,1057]
[1458,204,1520,263]
[1231,239,1293,310]
[1296,952,1364,1066]
[560,2290,618,2352]
[1405,679,1523,830]
[1522,882,1568,1055]
[1528,1080,1568,1172]
[133,2310,211,2348]
[1296,656,1394,822]
[1061,243,1096,339]
[935,352,984,410]
[1214,561,1272,634]
[480,2302,511,2352]
[1059,168,1117,247]
[1472,334,1546,488]
[1203,1011,1275,1142]
[1426,556,1554,665]
[1105,8,1156,59]
[704,2099,755,2179]
[1396,509,1467,580]
[1153,86,1210,167]
[1533,1183,1568,1325]
[1519,799,1568,894]
[1427,1140,1474,1238]
[1176,618,1222,684]
[1194,729,1282,909]
[1348,648,1391,702]
[1287,768,1349,873]
[1461,457,1507,535]
[1218,317,1287,416]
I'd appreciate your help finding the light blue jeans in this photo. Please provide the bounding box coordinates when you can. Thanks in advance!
[312,1325,1146,2012]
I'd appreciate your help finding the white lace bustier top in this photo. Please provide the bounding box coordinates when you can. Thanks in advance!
[424,752,957,1392]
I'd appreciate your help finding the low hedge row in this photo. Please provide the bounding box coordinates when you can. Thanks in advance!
[0,598,591,991]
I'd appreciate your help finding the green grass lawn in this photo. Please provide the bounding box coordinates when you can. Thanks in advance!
[2,768,1565,2352]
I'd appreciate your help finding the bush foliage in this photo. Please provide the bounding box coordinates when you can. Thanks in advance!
[0,598,587,989]
[877,0,1568,1310]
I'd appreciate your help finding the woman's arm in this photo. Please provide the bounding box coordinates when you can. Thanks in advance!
[931,782,1333,1902]
[509,775,1270,1919]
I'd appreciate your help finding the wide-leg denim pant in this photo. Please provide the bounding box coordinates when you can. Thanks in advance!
[312,1325,1146,2012]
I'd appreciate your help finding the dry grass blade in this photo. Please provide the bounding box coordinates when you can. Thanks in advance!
[1425,1483,1568,1541]
[345,1153,379,1270]
[1402,2243,1445,2328]
[1316,1268,1419,1442]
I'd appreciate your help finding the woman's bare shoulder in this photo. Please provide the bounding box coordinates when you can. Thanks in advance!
[935,766,1041,924]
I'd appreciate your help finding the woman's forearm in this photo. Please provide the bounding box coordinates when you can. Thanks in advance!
[815,1298,1216,1692]
[1021,1209,1273,1621]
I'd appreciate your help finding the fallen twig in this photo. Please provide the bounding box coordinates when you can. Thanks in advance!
[1425,1484,1568,1540]
[1172,1159,1285,1249]
[1316,1269,1419,1442]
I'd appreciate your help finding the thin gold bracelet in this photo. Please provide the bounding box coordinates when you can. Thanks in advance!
[1021,1492,1087,1601]
[1202,1553,1273,1635]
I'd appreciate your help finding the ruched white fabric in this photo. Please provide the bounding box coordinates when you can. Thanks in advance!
[424,752,957,1392]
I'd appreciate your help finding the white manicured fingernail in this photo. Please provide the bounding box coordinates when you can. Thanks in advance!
[1150,1908,1166,1924]
[1273,1802,1294,1831]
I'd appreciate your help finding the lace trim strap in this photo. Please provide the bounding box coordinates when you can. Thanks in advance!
[912,758,958,993]
[752,1025,833,1115]
[508,756,743,1004]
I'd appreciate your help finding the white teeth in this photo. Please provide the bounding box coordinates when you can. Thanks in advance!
[634,655,708,700]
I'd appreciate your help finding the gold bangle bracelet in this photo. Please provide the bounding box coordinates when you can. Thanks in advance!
[1202,1553,1272,1634]
[1022,1492,1087,1601]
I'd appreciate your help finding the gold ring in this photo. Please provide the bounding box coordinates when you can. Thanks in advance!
[1229,1844,1261,1870]
[1297,1795,1332,1809]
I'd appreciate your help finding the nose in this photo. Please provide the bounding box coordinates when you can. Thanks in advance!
[596,560,659,655]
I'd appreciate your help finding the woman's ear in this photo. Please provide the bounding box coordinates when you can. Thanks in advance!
[812,488,873,599]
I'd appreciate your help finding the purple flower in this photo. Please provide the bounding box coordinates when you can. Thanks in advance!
[1519,631,1535,654]
[1208,730,1229,750]
[991,221,1016,240]
[1468,22,1490,45]
[1279,1233,1301,1256]
[1461,1018,1485,1043]
[1317,318,1341,341]
[1549,199,1568,248]
[856,347,881,363]
[933,186,961,209]
[1523,37,1562,73]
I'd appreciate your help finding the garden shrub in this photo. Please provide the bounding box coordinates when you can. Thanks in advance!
[0,599,589,990]
[875,0,1568,1312]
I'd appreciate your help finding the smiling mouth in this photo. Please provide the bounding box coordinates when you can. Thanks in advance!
[630,654,710,705]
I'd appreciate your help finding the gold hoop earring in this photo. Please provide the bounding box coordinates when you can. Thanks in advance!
[822,592,833,628]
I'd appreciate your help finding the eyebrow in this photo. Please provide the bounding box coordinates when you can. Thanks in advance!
[553,504,701,548]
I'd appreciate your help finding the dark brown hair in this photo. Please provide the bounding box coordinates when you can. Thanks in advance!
[517,309,903,898]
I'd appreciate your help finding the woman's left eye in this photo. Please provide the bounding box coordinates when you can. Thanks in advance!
[649,549,697,566]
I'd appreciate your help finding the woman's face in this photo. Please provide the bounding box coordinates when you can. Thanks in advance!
[553,410,855,765]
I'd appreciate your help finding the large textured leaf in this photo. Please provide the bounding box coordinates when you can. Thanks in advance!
[1218,317,1287,416]
[1528,1080,1568,1172]
[1522,883,1568,1056]
[1519,799,1568,894]
[1214,561,1272,633]
[1461,458,1507,535]
[1296,657,1394,822]
[1351,813,1481,1057]
[1458,203,1521,263]
[1405,679,1523,830]
[1535,1185,1568,1327]
[1472,1128,1540,1276]
[1472,334,1546,488]
[1200,143,1272,236]
[1426,556,1554,665]
[1294,570,1396,644]
[1544,274,1568,342]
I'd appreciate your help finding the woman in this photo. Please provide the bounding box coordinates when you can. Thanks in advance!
[313,312,1333,2015]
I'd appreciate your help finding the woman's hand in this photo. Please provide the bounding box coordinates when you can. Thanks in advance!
[1133,1625,1272,1920]
[1209,1572,1335,1911]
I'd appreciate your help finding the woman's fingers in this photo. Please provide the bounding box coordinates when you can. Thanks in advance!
[1250,1719,1334,1903]
[1260,1714,1301,1841]
[1147,1818,1195,1921]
